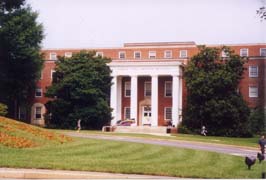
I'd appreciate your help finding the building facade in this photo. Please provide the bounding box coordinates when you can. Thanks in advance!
[25,42,266,127]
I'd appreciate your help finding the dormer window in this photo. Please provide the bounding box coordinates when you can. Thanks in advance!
[134,51,141,59]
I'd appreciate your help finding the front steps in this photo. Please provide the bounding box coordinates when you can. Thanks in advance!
[102,126,177,134]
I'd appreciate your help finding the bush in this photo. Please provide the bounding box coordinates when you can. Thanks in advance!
[248,108,265,135]
[0,103,8,116]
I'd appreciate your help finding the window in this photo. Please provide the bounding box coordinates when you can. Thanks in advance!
[240,48,248,57]
[96,52,103,57]
[124,107,130,120]
[35,106,42,119]
[144,81,151,96]
[125,81,131,97]
[221,50,229,58]
[180,50,188,58]
[164,50,172,58]
[249,66,258,77]
[35,88,42,97]
[119,51,126,59]
[51,69,56,82]
[164,107,172,120]
[64,52,72,58]
[149,51,156,59]
[249,86,258,97]
[165,81,172,97]
[260,48,266,56]
[50,53,57,60]
[134,51,141,59]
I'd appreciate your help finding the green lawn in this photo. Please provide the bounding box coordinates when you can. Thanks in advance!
[59,130,259,148]
[0,137,264,179]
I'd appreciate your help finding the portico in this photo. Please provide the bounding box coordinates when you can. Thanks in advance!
[108,60,183,127]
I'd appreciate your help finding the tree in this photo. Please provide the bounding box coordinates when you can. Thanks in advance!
[257,6,266,20]
[0,103,7,116]
[0,0,44,118]
[183,46,251,137]
[45,51,112,130]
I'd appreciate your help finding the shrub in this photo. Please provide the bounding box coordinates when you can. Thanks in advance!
[0,103,8,116]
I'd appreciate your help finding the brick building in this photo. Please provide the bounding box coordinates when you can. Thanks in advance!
[26,42,266,127]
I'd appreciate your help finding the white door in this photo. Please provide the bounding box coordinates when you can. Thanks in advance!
[142,106,152,125]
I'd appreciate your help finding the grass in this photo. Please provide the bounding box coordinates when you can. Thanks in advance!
[58,129,259,148]
[0,118,264,178]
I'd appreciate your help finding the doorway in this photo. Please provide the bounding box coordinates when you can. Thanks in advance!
[142,105,151,125]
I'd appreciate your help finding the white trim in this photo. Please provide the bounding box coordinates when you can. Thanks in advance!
[124,107,130,120]
[164,81,172,97]
[124,81,131,97]
[144,81,151,97]
[64,52,72,58]
[134,51,141,59]
[260,48,266,56]
[240,48,249,57]
[249,66,258,78]
[119,51,126,59]
[164,50,172,59]
[249,86,258,98]
[164,107,172,120]
[148,51,156,59]
[35,88,42,97]
[179,50,188,58]
[50,52,57,60]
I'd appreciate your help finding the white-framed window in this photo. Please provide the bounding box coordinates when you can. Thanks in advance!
[221,50,229,58]
[260,48,266,56]
[144,81,151,97]
[119,51,126,59]
[240,48,248,57]
[51,69,56,81]
[149,51,156,59]
[50,52,57,60]
[164,107,172,120]
[249,66,258,78]
[180,50,188,58]
[164,50,172,59]
[124,107,131,120]
[249,86,258,98]
[165,81,172,97]
[64,52,72,58]
[124,81,131,97]
[96,52,103,57]
[35,106,42,119]
[35,88,42,97]
[134,51,141,59]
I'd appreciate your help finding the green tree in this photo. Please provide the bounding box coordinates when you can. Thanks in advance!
[183,46,251,137]
[45,51,112,130]
[0,103,7,116]
[0,0,44,118]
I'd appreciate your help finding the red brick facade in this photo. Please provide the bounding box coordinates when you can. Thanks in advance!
[28,42,266,126]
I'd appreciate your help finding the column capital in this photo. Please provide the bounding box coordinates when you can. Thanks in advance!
[151,74,158,78]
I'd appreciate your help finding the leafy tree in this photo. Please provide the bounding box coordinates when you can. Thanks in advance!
[45,51,112,130]
[0,103,7,116]
[248,108,265,135]
[183,46,251,137]
[0,0,44,118]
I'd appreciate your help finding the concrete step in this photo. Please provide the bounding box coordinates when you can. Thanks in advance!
[112,126,175,134]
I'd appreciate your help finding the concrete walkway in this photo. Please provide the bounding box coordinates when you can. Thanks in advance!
[0,168,175,179]
[66,132,258,157]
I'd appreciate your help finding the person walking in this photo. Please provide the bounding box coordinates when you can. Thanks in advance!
[259,135,266,154]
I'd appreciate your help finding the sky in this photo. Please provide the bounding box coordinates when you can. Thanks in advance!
[26,0,266,49]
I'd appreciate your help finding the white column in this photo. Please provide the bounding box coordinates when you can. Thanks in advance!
[179,75,183,122]
[110,76,117,125]
[117,76,122,121]
[151,75,158,126]
[130,75,138,126]
[172,75,180,127]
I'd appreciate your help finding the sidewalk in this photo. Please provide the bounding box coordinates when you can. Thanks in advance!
[0,168,175,179]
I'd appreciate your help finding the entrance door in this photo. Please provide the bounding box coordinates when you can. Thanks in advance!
[142,106,151,125]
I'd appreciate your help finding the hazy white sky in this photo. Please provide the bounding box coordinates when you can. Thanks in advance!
[26,0,265,49]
